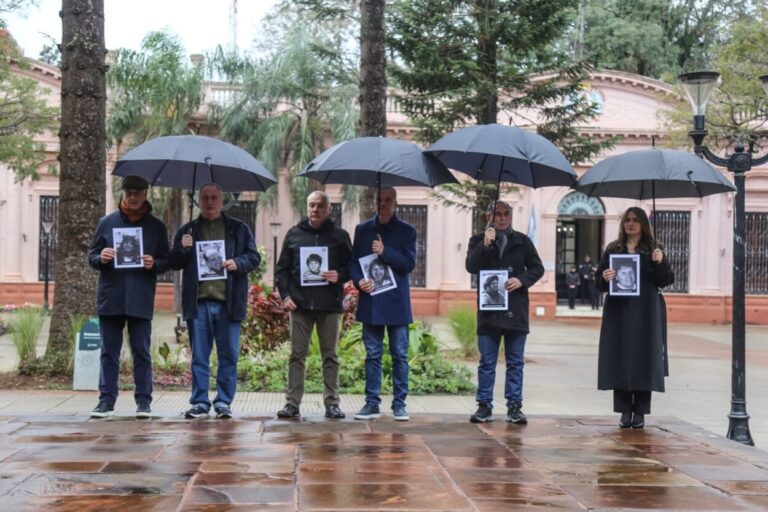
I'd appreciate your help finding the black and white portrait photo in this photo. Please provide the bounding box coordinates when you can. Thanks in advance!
[196,240,227,281]
[479,270,508,311]
[300,246,329,287]
[609,254,640,296]
[359,253,397,296]
[112,227,144,269]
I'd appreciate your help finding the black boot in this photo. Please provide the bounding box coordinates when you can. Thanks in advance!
[631,413,645,429]
[619,411,632,428]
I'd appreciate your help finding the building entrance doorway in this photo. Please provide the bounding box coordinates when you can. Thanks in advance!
[555,192,605,302]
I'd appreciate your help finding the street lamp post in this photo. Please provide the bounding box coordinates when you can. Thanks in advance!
[679,71,768,446]
[270,222,281,289]
[41,221,54,313]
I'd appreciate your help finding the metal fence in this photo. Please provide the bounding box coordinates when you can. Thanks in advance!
[396,205,427,287]
[38,196,58,281]
[746,212,768,295]
[654,211,690,293]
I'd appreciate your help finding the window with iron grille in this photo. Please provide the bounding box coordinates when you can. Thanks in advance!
[746,212,768,295]
[396,205,427,287]
[38,196,58,281]
[226,200,258,235]
[330,202,342,229]
[653,211,690,293]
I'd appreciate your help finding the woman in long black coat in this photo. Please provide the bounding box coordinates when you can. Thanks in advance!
[595,207,674,429]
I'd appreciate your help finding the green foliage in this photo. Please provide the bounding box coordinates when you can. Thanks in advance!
[573,0,762,79]
[150,341,191,386]
[241,285,290,354]
[0,32,58,181]
[388,0,614,216]
[248,245,269,286]
[662,7,768,152]
[238,321,474,394]
[207,21,358,215]
[447,306,478,357]
[10,306,44,369]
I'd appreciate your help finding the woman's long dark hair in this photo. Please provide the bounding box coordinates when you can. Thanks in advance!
[606,207,660,254]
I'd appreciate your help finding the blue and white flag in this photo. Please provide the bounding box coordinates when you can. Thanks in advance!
[527,206,537,245]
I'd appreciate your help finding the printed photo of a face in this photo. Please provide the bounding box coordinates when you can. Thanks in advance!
[358,253,397,296]
[196,240,227,281]
[478,269,508,310]
[300,246,329,287]
[112,227,144,269]
[609,254,640,296]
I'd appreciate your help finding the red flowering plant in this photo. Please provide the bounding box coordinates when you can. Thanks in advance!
[341,281,359,335]
[240,283,290,354]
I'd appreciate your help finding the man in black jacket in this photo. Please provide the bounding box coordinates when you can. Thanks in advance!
[465,201,544,424]
[276,191,352,419]
[88,175,169,419]
[169,182,260,420]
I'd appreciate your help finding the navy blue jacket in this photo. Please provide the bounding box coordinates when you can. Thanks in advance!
[88,205,169,320]
[349,215,416,326]
[169,214,260,322]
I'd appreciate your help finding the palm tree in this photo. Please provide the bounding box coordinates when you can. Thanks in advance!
[210,21,358,216]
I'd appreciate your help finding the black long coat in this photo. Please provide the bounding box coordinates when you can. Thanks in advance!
[595,248,674,392]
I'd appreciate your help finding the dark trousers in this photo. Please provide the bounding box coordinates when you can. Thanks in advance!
[98,315,153,406]
[567,287,577,309]
[613,389,651,414]
[286,310,341,407]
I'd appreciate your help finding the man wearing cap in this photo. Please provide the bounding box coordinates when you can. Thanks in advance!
[275,191,352,419]
[169,182,260,419]
[88,175,169,418]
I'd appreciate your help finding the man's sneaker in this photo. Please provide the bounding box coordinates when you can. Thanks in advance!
[136,401,152,419]
[276,403,300,418]
[506,403,528,424]
[631,413,645,429]
[470,403,494,423]
[619,411,632,428]
[353,402,381,420]
[214,403,233,419]
[90,401,114,419]
[184,404,209,419]
[393,406,410,421]
[325,404,345,419]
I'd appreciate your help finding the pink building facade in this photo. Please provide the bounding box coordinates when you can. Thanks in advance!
[1,63,767,323]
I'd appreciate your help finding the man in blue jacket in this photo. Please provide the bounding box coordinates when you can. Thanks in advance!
[275,191,352,419]
[88,175,169,418]
[350,187,416,421]
[169,182,260,419]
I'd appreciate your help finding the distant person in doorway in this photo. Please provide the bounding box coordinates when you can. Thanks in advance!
[566,266,579,309]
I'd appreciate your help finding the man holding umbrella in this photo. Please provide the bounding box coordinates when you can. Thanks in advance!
[169,182,260,419]
[466,200,544,424]
[350,187,417,421]
[88,175,169,418]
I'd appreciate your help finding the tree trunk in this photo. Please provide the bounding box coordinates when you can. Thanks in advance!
[358,0,386,221]
[474,0,499,125]
[44,0,106,372]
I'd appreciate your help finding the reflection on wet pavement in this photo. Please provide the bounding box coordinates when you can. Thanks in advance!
[0,414,767,510]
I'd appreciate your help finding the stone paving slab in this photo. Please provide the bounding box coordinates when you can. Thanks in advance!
[1,414,767,511]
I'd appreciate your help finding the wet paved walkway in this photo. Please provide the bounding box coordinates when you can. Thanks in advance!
[2,413,768,511]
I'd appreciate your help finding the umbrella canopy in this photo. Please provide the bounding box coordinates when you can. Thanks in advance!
[424,123,576,188]
[575,148,735,199]
[300,136,458,188]
[113,135,277,193]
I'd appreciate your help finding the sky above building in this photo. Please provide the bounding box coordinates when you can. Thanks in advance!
[5,0,279,59]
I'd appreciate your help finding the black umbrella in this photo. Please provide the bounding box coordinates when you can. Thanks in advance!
[299,136,458,219]
[424,124,576,211]
[575,148,735,234]
[113,135,277,220]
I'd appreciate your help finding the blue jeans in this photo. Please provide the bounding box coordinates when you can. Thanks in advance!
[476,331,527,409]
[98,316,152,406]
[187,301,241,409]
[362,324,409,409]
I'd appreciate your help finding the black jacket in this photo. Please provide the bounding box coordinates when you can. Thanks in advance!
[595,247,674,392]
[276,217,352,313]
[169,214,260,322]
[466,230,544,334]
[88,205,169,320]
